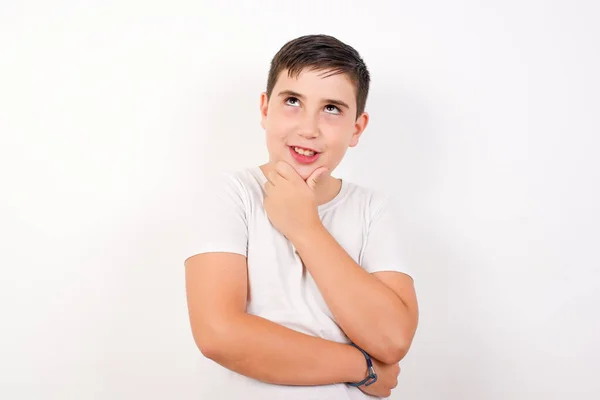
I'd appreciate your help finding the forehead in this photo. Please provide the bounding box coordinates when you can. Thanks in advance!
[274,68,357,106]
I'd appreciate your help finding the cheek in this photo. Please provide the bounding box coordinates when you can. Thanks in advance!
[321,114,354,136]
[322,119,354,144]
[321,128,355,158]
[267,113,297,139]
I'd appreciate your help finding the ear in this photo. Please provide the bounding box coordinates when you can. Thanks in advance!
[260,92,269,129]
[349,112,369,147]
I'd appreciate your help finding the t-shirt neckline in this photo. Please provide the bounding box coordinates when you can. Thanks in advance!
[252,165,348,214]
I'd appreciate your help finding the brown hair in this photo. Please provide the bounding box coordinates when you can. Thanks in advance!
[266,34,370,118]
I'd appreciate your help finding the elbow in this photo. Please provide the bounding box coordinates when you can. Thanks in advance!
[192,320,234,361]
[375,318,417,364]
[378,342,409,365]
[196,336,222,361]
[374,336,411,365]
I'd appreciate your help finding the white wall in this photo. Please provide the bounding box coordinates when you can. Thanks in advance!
[1,1,599,399]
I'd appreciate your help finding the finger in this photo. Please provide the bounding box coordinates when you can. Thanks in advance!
[266,170,281,185]
[306,166,329,190]
[264,180,274,195]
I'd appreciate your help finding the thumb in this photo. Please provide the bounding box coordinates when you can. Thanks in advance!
[306,167,329,190]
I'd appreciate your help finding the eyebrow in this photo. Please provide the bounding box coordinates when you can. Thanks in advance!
[277,90,350,110]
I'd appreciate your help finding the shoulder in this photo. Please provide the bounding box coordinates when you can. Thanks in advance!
[203,166,253,187]
[201,166,265,210]
[341,180,395,221]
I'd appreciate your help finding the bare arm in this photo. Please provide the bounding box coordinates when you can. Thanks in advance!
[290,225,419,365]
[184,252,367,386]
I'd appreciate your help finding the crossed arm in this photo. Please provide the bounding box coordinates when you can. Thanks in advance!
[185,252,367,386]
[184,227,418,386]
[291,223,418,364]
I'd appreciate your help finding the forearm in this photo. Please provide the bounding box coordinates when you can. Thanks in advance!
[291,224,413,363]
[199,312,367,386]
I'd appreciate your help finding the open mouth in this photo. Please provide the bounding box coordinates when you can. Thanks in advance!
[291,146,319,157]
[289,146,321,164]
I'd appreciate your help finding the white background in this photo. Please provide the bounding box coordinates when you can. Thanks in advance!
[1,1,599,399]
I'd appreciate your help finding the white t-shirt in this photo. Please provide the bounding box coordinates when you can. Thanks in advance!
[187,166,411,400]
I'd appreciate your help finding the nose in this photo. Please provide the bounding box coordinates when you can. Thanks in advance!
[297,112,320,139]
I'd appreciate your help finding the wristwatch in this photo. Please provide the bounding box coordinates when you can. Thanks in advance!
[347,343,378,387]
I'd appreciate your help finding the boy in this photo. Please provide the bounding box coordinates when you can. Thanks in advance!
[184,34,418,399]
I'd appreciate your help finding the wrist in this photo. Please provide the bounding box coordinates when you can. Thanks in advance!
[289,219,326,246]
[347,343,378,387]
[343,343,370,384]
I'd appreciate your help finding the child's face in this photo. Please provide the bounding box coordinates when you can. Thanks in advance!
[260,68,368,181]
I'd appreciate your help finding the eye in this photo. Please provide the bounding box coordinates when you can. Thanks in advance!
[325,104,341,115]
[285,97,300,107]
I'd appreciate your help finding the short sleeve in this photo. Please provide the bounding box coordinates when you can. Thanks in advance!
[360,195,412,278]
[184,172,248,261]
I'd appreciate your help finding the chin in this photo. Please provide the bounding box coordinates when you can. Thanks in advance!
[287,164,309,180]
[296,164,325,181]
[272,153,325,181]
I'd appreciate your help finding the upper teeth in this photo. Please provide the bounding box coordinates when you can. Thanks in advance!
[294,147,315,156]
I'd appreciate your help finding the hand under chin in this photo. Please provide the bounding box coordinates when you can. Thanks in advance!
[292,165,320,181]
